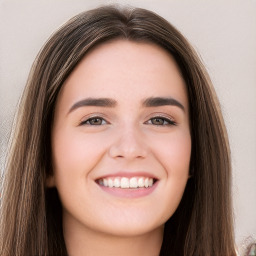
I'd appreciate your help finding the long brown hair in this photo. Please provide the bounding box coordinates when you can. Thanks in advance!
[0,5,236,256]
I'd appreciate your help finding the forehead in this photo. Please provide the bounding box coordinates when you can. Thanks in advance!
[57,40,188,110]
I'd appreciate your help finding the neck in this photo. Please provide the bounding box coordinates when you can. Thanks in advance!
[63,223,164,256]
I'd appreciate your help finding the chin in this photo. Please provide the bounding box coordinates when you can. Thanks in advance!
[100,222,164,237]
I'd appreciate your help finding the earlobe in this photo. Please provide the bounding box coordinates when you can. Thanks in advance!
[46,175,56,188]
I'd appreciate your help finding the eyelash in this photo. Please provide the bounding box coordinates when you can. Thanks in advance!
[80,115,176,126]
[145,116,176,126]
[80,116,108,126]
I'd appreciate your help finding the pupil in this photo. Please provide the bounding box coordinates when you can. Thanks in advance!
[154,118,163,125]
[91,118,101,125]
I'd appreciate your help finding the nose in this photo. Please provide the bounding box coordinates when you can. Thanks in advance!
[108,126,148,160]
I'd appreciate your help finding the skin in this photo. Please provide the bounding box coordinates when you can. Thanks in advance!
[50,40,191,256]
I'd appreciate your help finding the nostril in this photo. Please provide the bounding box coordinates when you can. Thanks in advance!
[108,133,148,160]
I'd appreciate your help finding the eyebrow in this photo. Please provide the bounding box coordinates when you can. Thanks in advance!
[68,98,117,113]
[68,96,185,114]
[142,97,185,111]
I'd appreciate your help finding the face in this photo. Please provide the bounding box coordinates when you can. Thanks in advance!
[50,40,191,238]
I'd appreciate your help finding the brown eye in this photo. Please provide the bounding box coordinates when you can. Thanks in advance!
[146,117,176,126]
[89,118,103,125]
[151,118,165,125]
[80,117,107,126]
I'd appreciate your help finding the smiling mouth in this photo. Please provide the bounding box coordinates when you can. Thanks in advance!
[96,176,158,189]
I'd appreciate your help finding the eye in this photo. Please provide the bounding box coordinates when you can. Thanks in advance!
[146,116,176,126]
[80,117,107,126]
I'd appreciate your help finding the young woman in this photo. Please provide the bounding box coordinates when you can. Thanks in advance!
[0,5,236,256]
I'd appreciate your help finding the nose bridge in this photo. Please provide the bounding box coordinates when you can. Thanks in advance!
[108,122,147,160]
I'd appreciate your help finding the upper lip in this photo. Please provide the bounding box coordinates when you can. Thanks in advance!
[95,171,159,181]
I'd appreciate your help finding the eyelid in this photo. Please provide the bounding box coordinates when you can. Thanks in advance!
[144,113,177,126]
[77,112,177,126]
[79,114,109,126]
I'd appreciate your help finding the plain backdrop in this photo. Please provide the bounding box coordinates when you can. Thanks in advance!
[0,0,255,254]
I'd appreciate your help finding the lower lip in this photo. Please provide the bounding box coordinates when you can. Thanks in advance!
[97,182,158,198]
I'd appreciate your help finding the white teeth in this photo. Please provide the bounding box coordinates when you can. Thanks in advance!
[108,179,114,188]
[120,177,129,188]
[114,178,120,187]
[138,177,144,188]
[98,177,154,189]
[129,177,138,188]
[145,178,149,188]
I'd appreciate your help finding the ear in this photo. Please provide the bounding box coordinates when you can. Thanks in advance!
[46,174,56,188]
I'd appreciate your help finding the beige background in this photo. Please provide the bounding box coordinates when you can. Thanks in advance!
[0,0,255,254]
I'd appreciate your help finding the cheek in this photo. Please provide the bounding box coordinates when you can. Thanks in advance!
[149,130,191,215]
[167,134,191,176]
[150,130,191,177]
[51,129,110,217]
[51,128,108,181]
